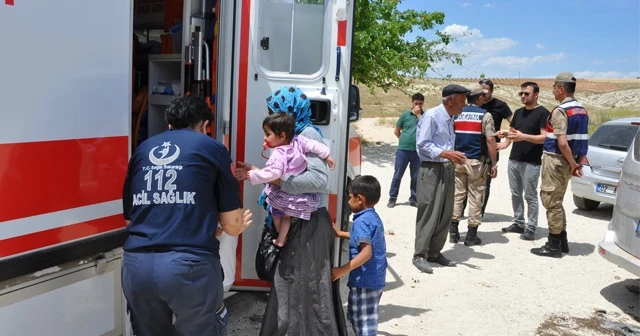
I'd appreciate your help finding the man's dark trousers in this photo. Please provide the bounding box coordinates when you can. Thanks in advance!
[389,149,421,203]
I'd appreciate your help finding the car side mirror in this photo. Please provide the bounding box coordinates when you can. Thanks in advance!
[348,84,361,123]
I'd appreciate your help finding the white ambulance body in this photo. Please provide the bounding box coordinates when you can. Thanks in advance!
[0,0,361,335]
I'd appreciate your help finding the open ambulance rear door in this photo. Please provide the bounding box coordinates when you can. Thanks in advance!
[0,1,132,335]
[216,0,359,290]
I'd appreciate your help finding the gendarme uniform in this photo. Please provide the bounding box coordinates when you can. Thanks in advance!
[451,96,496,246]
[540,97,588,230]
[535,72,588,258]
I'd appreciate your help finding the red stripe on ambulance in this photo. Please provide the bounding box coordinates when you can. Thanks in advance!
[0,136,128,222]
[0,214,123,258]
[348,135,362,168]
[234,0,254,286]
[328,193,338,224]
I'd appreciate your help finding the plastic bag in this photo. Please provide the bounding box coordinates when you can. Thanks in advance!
[255,227,280,281]
[218,230,238,293]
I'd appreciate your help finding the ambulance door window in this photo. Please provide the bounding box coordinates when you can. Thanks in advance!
[259,0,326,75]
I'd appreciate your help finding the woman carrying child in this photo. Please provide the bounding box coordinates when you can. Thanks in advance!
[234,86,348,335]
[237,112,335,247]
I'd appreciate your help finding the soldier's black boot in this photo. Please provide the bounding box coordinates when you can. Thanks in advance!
[449,221,460,243]
[531,234,563,258]
[560,230,569,253]
[464,225,482,246]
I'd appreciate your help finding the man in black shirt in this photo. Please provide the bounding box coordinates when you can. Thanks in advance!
[477,79,513,216]
[497,82,550,240]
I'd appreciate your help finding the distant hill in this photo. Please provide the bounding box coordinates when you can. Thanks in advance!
[451,78,639,93]
[358,78,640,120]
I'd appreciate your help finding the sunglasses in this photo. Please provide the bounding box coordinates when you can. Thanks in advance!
[478,79,494,89]
[518,92,531,97]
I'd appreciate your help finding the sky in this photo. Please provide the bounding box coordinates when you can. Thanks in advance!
[397,0,640,79]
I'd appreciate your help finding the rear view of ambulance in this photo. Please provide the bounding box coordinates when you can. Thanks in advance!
[0,0,360,335]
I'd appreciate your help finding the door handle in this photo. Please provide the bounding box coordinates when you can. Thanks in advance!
[335,47,341,82]
[260,37,270,50]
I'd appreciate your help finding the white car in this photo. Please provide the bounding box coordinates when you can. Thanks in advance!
[598,127,640,277]
[571,117,640,210]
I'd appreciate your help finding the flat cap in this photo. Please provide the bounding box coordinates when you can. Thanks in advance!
[555,72,576,83]
[467,83,489,96]
[442,84,470,97]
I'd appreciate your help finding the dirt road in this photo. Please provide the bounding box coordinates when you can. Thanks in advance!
[225,118,640,336]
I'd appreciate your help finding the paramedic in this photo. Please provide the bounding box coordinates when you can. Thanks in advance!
[121,96,253,336]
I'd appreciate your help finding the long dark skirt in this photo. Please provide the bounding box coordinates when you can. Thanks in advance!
[259,207,348,336]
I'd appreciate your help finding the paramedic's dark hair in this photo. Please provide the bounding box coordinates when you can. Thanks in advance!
[521,81,540,93]
[348,175,381,205]
[165,96,212,129]
[411,93,425,102]
[263,113,295,142]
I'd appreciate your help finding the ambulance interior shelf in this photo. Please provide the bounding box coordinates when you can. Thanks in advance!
[147,53,183,136]
[133,0,220,150]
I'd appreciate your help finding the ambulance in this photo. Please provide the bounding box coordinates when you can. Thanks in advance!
[0,0,361,334]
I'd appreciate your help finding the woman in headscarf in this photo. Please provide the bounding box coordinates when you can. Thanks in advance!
[237,86,347,335]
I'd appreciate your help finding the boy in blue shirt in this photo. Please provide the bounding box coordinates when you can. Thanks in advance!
[332,175,387,336]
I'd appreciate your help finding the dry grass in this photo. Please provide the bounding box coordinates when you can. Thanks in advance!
[357,78,639,133]
[358,84,442,119]
[454,78,640,92]
[352,122,372,146]
[359,134,372,146]
[586,78,640,84]
[375,117,397,128]
[588,108,640,134]
[358,86,411,119]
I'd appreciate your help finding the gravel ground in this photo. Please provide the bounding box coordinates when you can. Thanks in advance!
[226,118,640,336]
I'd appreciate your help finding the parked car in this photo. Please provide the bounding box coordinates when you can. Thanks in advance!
[598,127,640,277]
[571,117,640,210]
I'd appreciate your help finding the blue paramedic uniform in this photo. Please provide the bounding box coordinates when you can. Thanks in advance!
[122,128,240,336]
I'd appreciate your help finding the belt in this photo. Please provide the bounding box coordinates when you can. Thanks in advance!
[475,156,490,164]
[421,161,452,167]
[543,152,578,160]
[128,247,174,253]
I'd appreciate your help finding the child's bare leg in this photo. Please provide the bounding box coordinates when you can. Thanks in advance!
[273,215,291,247]
[273,215,282,232]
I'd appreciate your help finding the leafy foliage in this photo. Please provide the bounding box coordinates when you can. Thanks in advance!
[297,0,325,4]
[352,0,462,92]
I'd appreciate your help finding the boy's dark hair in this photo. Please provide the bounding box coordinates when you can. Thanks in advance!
[348,175,381,205]
[262,112,295,142]
[521,81,540,93]
[165,96,212,129]
[411,93,425,102]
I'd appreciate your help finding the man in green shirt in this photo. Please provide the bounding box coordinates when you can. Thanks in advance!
[388,93,424,208]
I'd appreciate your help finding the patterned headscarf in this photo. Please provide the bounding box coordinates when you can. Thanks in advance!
[266,86,323,137]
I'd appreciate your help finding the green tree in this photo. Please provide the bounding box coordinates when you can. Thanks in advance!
[353,0,462,92]
[297,0,325,4]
